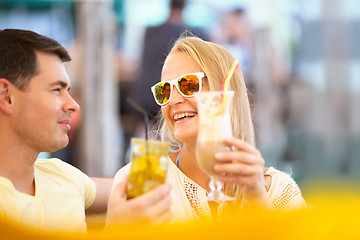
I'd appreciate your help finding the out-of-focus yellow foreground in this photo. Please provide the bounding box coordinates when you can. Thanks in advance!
[2,185,360,240]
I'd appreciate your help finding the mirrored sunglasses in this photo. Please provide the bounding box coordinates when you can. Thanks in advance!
[151,72,206,105]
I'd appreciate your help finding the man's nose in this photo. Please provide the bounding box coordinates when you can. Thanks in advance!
[64,93,80,113]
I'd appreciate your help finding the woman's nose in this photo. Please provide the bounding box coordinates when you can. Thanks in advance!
[168,86,185,106]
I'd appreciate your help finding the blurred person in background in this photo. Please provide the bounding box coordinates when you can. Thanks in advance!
[119,0,208,163]
[212,8,253,80]
[212,7,290,166]
[0,29,171,231]
[124,0,208,120]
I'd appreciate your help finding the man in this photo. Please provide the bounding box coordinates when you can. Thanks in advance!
[179,78,192,95]
[124,0,207,119]
[163,82,171,103]
[0,29,171,232]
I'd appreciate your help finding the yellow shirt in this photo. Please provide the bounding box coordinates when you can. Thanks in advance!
[0,158,96,232]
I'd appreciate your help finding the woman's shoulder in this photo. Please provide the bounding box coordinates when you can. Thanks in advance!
[114,163,131,181]
[166,157,204,188]
[265,167,306,211]
[265,167,300,191]
[266,167,292,179]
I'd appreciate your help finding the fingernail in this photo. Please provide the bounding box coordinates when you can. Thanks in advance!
[215,153,223,159]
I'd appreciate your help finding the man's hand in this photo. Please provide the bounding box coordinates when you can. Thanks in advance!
[106,176,172,226]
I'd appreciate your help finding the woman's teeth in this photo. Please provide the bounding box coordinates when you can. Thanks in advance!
[174,112,197,120]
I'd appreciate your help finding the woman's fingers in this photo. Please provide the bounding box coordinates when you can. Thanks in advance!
[212,137,265,187]
[140,194,171,218]
[212,138,271,206]
[106,181,172,226]
[145,195,172,225]
[215,162,264,185]
[215,151,258,165]
[224,137,258,154]
[215,162,256,176]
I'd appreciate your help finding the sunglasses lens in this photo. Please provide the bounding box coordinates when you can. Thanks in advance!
[177,74,200,96]
[154,82,171,105]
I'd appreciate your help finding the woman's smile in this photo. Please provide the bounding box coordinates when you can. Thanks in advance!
[173,111,197,122]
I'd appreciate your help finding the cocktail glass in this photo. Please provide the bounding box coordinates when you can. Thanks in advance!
[195,91,235,202]
[126,138,169,199]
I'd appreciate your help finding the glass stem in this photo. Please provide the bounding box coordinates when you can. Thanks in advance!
[208,176,224,201]
[210,176,223,191]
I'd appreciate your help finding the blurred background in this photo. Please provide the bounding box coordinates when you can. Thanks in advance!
[1,0,359,194]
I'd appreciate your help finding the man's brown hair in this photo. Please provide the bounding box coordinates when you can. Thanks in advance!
[0,29,71,90]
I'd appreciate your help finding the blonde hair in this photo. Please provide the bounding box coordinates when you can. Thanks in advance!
[153,36,256,212]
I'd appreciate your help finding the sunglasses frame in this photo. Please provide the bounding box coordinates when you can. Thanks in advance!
[151,72,206,106]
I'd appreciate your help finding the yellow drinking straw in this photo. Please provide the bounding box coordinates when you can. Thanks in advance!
[221,60,239,103]
[222,60,239,92]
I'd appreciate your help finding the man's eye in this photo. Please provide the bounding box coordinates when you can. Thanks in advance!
[53,88,61,92]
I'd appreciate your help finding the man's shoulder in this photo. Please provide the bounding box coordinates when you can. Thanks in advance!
[34,158,94,196]
[35,158,71,169]
[34,158,84,177]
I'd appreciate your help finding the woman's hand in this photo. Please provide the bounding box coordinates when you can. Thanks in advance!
[214,137,272,208]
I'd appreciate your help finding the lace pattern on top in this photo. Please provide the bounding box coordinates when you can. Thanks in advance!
[184,178,204,221]
[273,180,301,211]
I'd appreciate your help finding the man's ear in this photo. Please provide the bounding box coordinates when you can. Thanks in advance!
[0,78,13,114]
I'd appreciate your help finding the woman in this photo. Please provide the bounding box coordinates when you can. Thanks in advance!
[114,36,305,223]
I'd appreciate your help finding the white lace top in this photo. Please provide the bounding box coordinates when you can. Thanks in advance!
[113,157,306,223]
